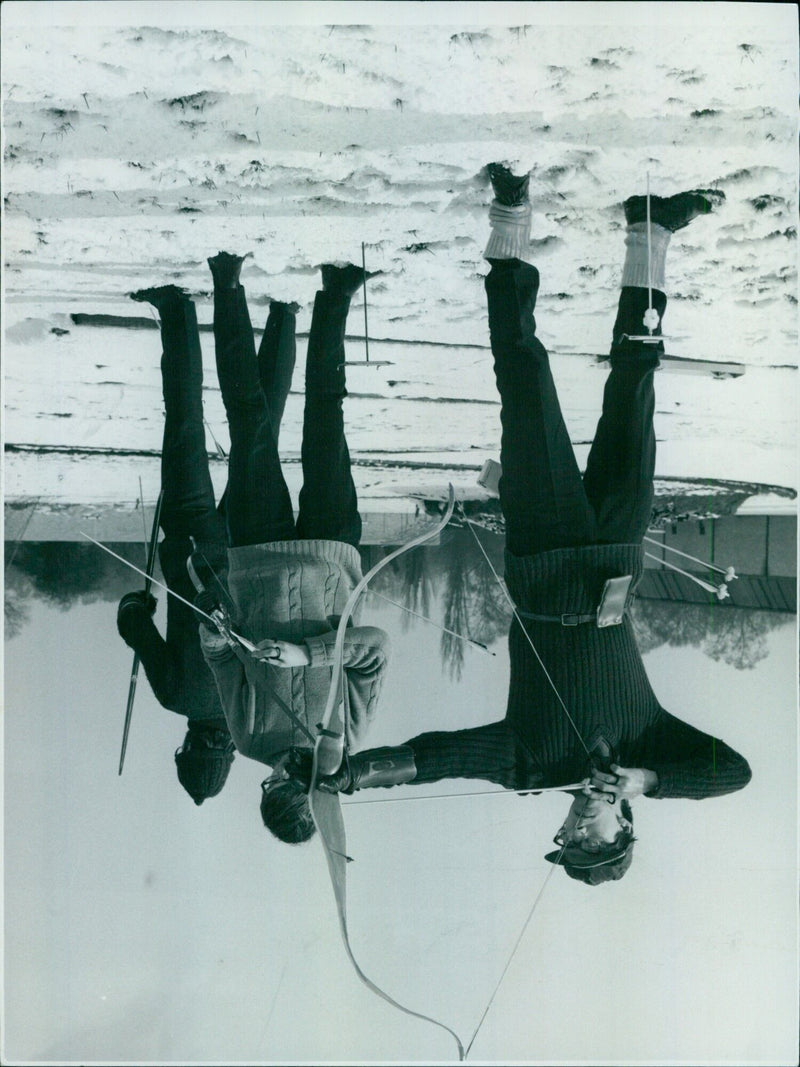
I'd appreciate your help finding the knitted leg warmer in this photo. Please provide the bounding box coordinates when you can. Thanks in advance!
[484,201,532,262]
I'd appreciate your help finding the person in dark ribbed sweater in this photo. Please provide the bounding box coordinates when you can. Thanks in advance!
[195,257,390,847]
[116,276,300,804]
[293,167,751,886]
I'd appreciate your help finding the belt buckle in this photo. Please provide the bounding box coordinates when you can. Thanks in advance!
[561,613,580,626]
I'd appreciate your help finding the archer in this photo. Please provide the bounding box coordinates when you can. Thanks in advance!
[191,254,391,845]
[287,165,752,886]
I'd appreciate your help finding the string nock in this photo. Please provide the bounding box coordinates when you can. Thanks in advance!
[643,307,660,333]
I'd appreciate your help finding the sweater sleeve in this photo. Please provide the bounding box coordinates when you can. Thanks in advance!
[304,625,390,672]
[118,608,182,712]
[403,721,540,790]
[304,626,390,745]
[636,710,752,799]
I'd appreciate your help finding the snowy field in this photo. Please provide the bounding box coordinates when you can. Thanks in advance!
[2,2,799,516]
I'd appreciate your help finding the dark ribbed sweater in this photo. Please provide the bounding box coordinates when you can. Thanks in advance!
[403,544,751,800]
[116,538,227,726]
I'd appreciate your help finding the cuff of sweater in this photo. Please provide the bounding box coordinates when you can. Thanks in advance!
[304,634,333,668]
[646,769,674,798]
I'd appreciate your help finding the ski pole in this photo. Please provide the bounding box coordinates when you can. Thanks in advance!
[644,552,729,600]
[83,533,256,647]
[361,241,370,364]
[642,535,736,581]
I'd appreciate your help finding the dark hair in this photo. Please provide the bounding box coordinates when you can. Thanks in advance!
[260,778,316,844]
[564,799,636,886]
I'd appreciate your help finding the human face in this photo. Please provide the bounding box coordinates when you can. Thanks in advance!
[260,753,291,795]
[554,794,632,853]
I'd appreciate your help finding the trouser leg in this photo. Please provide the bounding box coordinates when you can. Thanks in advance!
[582,341,658,544]
[213,285,295,547]
[486,260,596,556]
[582,224,669,542]
[158,294,226,544]
[295,290,361,547]
[257,301,298,444]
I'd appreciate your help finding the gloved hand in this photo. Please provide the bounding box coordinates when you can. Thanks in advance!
[285,748,361,794]
[194,589,222,621]
[285,748,315,791]
[285,746,418,795]
[117,590,157,640]
[118,590,157,616]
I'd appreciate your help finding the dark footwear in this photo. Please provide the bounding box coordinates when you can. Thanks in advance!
[624,188,725,232]
[486,162,530,206]
[270,298,301,315]
[130,284,189,311]
[320,262,381,298]
[207,250,252,290]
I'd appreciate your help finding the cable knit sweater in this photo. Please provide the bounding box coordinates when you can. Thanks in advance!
[200,539,390,766]
[404,544,751,800]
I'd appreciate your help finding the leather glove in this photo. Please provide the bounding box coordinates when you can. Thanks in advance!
[286,746,417,795]
[194,589,222,620]
[285,749,358,794]
[320,747,417,794]
[285,748,314,790]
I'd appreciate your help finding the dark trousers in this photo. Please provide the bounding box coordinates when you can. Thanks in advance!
[486,261,662,557]
[158,294,298,575]
[214,286,361,549]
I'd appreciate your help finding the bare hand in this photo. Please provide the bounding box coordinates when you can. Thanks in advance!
[583,764,659,802]
[252,639,311,668]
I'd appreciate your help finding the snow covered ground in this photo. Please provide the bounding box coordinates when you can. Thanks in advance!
[3,4,798,514]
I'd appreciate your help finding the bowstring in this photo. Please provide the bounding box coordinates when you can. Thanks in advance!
[456,500,596,1058]
[464,839,569,1058]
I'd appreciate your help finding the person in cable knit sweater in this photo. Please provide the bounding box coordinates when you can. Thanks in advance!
[196,254,390,845]
[291,168,750,885]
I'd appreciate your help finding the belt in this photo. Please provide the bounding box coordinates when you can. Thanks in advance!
[518,611,597,626]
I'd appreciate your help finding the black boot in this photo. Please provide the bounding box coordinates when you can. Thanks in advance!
[208,250,251,290]
[624,188,725,232]
[130,284,190,312]
[486,162,530,206]
[320,262,380,299]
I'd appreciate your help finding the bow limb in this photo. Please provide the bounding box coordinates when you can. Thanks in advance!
[307,484,464,1059]
[313,484,456,773]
